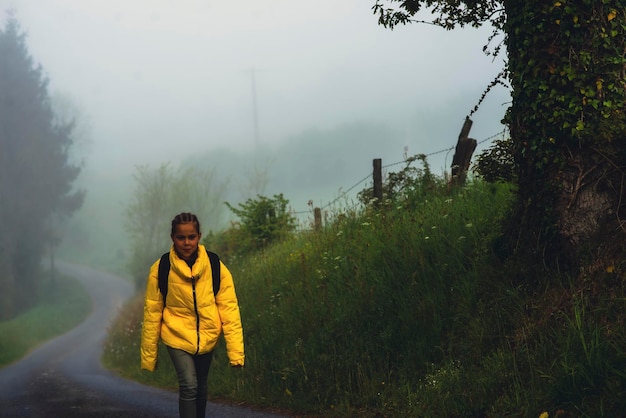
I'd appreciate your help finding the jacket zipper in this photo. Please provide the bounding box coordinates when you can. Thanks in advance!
[191,276,200,354]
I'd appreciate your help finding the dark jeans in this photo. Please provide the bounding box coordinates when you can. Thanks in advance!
[166,346,214,418]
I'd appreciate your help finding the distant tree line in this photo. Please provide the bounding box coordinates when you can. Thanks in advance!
[0,14,84,319]
[124,163,229,289]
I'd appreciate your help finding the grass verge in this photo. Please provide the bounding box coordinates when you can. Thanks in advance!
[0,273,92,367]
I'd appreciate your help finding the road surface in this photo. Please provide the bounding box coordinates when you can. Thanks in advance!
[0,262,289,418]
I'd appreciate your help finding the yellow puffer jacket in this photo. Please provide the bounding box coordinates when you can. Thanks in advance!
[141,245,244,371]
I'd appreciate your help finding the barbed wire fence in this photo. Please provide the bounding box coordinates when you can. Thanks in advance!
[290,129,508,224]
[286,64,512,227]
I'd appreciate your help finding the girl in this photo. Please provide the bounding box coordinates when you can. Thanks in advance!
[141,212,244,418]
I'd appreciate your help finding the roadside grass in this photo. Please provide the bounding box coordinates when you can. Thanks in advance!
[103,177,626,416]
[0,273,92,367]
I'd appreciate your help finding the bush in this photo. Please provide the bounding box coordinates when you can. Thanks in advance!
[474,137,517,183]
[222,194,297,257]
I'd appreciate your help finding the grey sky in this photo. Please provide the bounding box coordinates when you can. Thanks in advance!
[0,0,514,262]
[1,0,509,178]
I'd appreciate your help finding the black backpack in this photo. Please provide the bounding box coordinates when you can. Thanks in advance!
[158,249,221,305]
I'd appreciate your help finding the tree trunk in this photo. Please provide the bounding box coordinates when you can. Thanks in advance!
[503,0,626,272]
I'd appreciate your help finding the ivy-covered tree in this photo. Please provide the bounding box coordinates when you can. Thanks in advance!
[374,0,626,272]
[0,13,84,318]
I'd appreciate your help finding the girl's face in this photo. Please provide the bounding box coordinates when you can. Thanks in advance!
[171,222,201,261]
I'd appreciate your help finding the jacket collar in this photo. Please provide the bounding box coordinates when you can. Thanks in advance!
[169,244,209,281]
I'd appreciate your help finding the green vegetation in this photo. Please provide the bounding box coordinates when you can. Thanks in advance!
[0,273,92,367]
[103,156,626,416]
[219,193,298,259]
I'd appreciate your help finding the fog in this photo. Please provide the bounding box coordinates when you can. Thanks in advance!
[1,1,510,269]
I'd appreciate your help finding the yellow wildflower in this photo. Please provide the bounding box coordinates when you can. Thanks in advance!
[608,10,617,21]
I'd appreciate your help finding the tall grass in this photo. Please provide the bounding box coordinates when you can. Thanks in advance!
[220,181,516,416]
[103,177,626,417]
[0,273,92,367]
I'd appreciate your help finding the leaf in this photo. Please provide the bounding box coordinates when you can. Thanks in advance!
[575,120,584,131]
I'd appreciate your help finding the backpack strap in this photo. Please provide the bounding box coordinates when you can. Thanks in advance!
[157,250,221,307]
[157,252,170,304]
[207,250,221,296]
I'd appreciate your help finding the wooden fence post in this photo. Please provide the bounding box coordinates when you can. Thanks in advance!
[451,116,477,186]
[314,207,322,230]
[373,158,382,205]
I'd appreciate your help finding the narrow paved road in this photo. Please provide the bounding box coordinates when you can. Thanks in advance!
[0,262,288,418]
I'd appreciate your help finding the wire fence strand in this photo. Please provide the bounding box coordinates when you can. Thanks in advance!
[291,129,508,215]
